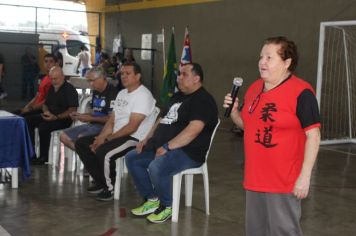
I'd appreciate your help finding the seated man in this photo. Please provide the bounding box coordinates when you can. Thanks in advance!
[75,62,156,201]
[26,66,79,165]
[60,67,118,150]
[13,53,57,116]
[125,62,218,223]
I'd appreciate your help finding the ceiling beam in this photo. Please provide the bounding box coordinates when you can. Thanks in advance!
[104,0,220,13]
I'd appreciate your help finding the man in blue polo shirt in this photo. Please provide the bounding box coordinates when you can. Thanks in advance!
[60,67,118,150]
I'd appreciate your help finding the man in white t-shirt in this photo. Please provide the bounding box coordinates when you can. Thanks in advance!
[76,45,91,76]
[75,62,156,201]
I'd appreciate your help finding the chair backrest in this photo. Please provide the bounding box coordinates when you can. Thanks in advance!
[78,95,92,113]
[204,118,220,162]
[140,106,160,139]
[74,95,92,126]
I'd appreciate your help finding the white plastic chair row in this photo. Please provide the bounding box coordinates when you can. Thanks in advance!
[114,107,160,200]
[171,119,220,222]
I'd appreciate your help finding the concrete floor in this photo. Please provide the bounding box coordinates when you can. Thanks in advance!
[1,99,356,236]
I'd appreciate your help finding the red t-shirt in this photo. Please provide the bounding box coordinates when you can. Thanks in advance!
[241,75,320,193]
[34,75,51,105]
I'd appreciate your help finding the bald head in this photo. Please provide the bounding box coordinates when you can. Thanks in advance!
[49,66,65,89]
[49,66,64,77]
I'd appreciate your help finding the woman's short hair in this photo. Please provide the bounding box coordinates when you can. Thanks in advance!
[264,36,298,72]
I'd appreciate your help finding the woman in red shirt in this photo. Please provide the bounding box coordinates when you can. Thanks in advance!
[224,36,321,236]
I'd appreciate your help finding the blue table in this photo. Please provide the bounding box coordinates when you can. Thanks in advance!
[0,111,34,187]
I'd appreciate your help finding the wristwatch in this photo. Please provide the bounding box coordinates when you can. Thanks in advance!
[162,143,171,151]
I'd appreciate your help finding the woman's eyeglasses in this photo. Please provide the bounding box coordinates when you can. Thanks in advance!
[248,84,264,114]
[248,92,262,114]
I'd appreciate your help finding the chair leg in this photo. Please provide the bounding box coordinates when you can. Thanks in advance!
[172,174,183,222]
[185,174,194,207]
[34,128,40,157]
[114,159,122,200]
[0,169,4,182]
[203,169,210,215]
[48,132,54,165]
[11,168,18,189]
[76,153,84,176]
[120,157,126,177]
[66,147,76,172]
[123,159,128,174]
[52,132,60,168]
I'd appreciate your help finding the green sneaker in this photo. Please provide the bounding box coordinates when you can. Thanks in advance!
[146,205,172,223]
[131,200,160,216]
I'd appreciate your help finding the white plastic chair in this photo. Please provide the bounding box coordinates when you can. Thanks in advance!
[67,95,92,173]
[114,107,160,200]
[48,95,92,170]
[171,119,220,222]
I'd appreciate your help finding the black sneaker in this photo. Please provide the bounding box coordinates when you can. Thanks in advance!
[87,184,103,194]
[96,189,114,201]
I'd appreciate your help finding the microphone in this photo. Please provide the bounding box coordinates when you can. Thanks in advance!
[224,77,243,118]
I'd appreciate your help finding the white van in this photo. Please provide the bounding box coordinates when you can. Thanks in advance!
[0,25,90,77]
[38,25,91,77]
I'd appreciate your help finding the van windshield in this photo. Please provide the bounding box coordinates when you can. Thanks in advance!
[66,40,83,57]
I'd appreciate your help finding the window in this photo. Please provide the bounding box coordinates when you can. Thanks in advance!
[66,40,83,57]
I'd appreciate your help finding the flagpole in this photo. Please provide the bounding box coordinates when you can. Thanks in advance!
[186,26,192,62]
[180,26,192,66]
[172,26,176,67]
[162,27,165,71]
[160,26,177,107]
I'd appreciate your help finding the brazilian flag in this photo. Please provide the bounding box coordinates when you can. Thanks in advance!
[160,31,178,107]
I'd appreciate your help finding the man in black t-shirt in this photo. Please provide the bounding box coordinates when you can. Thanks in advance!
[26,66,79,165]
[125,63,218,223]
[60,67,118,150]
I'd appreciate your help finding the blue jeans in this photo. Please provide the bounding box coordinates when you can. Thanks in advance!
[63,123,103,142]
[81,68,89,77]
[125,148,202,207]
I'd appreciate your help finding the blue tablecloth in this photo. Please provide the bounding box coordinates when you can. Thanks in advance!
[0,114,34,179]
